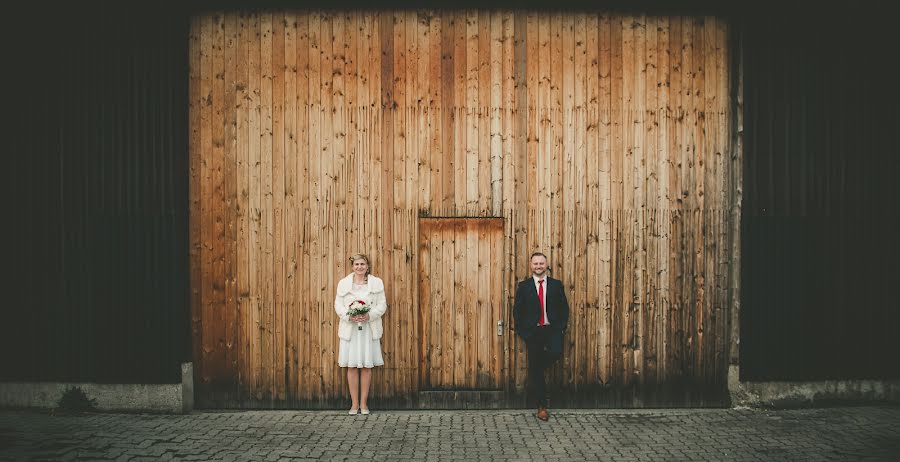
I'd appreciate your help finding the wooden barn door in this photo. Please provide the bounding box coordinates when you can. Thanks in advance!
[418,218,505,390]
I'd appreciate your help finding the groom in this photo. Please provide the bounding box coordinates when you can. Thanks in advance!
[513,252,569,421]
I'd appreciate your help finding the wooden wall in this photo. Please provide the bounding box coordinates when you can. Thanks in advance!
[189,9,735,407]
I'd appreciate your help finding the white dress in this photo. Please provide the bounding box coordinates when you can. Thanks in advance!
[338,282,385,368]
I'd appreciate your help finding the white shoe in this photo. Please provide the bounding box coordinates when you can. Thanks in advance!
[360,408,370,415]
[348,408,358,415]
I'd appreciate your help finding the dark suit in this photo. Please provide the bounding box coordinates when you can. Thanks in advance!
[513,276,569,407]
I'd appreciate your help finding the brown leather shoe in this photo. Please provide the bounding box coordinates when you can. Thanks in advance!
[536,406,549,421]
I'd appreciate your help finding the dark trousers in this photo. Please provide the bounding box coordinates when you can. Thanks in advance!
[526,326,562,407]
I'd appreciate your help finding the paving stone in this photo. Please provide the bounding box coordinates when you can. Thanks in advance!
[1,406,899,461]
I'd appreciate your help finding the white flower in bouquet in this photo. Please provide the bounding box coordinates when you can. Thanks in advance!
[347,299,370,330]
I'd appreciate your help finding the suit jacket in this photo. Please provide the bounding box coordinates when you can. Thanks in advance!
[513,276,569,353]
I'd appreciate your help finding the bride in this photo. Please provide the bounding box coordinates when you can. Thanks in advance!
[334,253,387,415]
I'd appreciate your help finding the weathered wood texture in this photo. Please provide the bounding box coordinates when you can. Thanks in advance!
[418,218,504,391]
[190,10,734,408]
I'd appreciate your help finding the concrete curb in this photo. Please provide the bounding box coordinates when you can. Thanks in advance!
[728,365,900,408]
[0,363,193,414]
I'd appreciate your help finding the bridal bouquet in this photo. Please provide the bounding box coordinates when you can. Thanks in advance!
[347,300,370,331]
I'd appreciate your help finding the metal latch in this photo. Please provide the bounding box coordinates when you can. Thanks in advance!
[497,320,503,336]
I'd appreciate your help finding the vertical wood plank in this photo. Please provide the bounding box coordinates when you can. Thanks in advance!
[609,15,624,386]
[490,11,503,215]
[463,221,475,388]
[668,15,684,382]
[584,11,601,386]
[271,12,286,402]
[246,11,262,399]
[283,11,298,402]
[366,13,380,213]
[491,221,503,387]
[208,13,228,394]
[188,14,203,395]
[378,12,395,400]
[680,15,695,381]
[223,13,239,396]
[199,12,214,390]
[332,12,346,210]
[702,16,716,386]
[235,11,252,402]
[434,220,447,387]
[597,13,613,386]
[477,10,492,215]
[476,221,489,388]
[538,14,551,252]
[295,11,311,402]
[727,13,742,381]
[402,13,419,398]
[717,17,732,386]
[644,14,659,387]
[418,11,433,211]
[656,15,670,383]
[427,12,442,212]
[355,14,371,213]
[319,13,337,400]
[332,12,349,398]
[419,221,432,389]
[259,11,274,402]
[210,13,228,395]
[440,10,455,214]
[692,15,705,384]
[306,10,322,402]
[443,219,455,387]
[572,12,587,387]
[560,12,576,385]
[393,11,407,215]
[501,11,515,215]
[465,10,479,216]
[525,12,538,220]
[404,12,419,245]
[550,13,563,287]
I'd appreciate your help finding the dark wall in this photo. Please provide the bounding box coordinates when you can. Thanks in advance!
[1,6,190,384]
[740,9,900,380]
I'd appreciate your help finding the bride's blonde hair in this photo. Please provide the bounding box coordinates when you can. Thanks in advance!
[349,253,371,275]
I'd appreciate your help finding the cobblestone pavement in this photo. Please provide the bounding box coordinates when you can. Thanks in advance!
[1,406,898,461]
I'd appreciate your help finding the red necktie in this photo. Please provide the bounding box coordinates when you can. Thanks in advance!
[538,279,545,326]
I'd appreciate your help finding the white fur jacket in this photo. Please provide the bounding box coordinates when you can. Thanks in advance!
[334,274,387,341]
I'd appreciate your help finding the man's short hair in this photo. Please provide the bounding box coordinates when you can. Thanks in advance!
[530,252,547,261]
